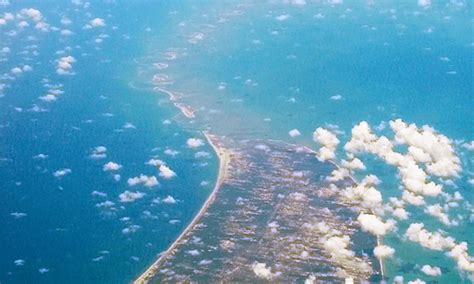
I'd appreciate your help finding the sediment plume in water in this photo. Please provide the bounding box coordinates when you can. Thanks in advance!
[135,136,380,283]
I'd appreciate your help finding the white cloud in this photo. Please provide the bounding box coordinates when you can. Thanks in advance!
[341,158,366,170]
[23,65,33,72]
[123,122,136,129]
[252,262,274,279]
[39,94,57,102]
[187,138,204,148]
[53,168,71,178]
[146,158,164,166]
[420,265,441,276]
[119,191,145,202]
[61,17,72,25]
[357,213,395,236]
[60,29,73,36]
[89,18,105,27]
[418,0,431,8]
[56,55,76,75]
[21,8,42,22]
[462,141,474,150]
[408,280,426,284]
[162,195,176,204]
[14,259,25,266]
[448,242,474,272]
[90,146,107,159]
[425,204,457,226]
[342,184,382,210]
[4,13,14,21]
[159,165,176,179]
[275,14,290,21]
[313,127,339,161]
[288,128,301,137]
[405,223,455,251]
[164,149,179,156]
[323,235,355,259]
[393,207,409,220]
[373,245,395,259]
[127,175,159,187]
[103,161,122,171]
[285,0,306,5]
[18,21,29,28]
[11,67,22,75]
[330,94,342,100]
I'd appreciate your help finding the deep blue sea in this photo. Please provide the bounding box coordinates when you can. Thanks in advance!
[1,0,472,283]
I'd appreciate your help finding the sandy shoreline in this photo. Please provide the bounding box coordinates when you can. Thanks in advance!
[133,132,231,284]
[154,87,196,119]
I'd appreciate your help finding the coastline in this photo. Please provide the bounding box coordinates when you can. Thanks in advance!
[133,132,231,284]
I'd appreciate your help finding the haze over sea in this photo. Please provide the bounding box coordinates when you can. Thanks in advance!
[0,0,472,283]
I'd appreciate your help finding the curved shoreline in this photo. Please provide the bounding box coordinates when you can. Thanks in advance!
[133,132,231,284]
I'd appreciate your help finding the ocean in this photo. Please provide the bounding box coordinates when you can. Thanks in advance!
[1,0,472,283]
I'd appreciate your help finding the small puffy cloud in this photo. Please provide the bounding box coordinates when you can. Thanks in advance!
[313,127,339,161]
[11,212,27,219]
[187,138,204,148]
[127,174,159,187]
[393,207,409,220]
[420,265,441,276]
[122,224,141,234]
[96,200,115,208]
[462,141,474,150]
[21,8,42,22]
[425,204,457,226]
[123,122,136,129]
[418,0,431,8]
[103,161,121,171]
[357,213,395,236]
[341,158,366,170]
[23,65,33,72]
[57,55,76,75]
[323,235,355,259]
[89,18,106,27]
[33,153,48,159]
[330,94,342,100]
[405,223,455,251]
[289,0,306,5]
[275,14,290,21]
[39,94,57,102]
[313,127,340,148]
[164,149,179,156]
[18,21,29,28]
[288,129,301,138]
[252,262,274,279]
[146,158,164,166]
[4,13,14,21]
[162,195,176,204]
[53,168,71,178]
[11,67,23,75]
[60,29,73,36]
[373,245,395,259]
[408,280,426,284]
[119,191,145,202]
[14,259,25,266]
[0,19,6,25]
[91,146,107,159]
[159,165,176,179]
[61,17,72,25]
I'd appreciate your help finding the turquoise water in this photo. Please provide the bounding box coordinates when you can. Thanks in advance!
[1,0,473,283]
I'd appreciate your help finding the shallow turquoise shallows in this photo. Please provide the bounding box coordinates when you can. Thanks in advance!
[0,1,472,283]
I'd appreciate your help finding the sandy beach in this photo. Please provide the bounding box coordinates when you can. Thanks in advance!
[133,132,231,284]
